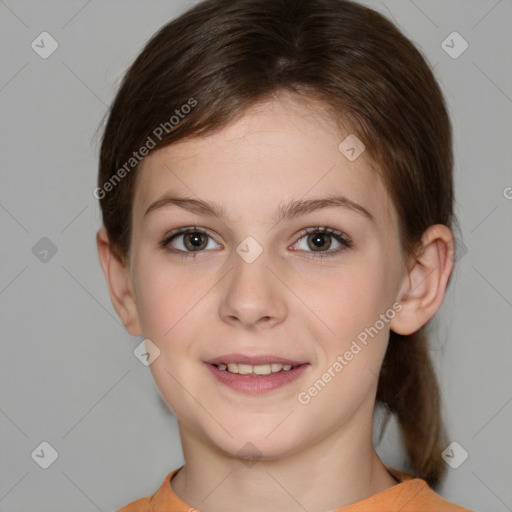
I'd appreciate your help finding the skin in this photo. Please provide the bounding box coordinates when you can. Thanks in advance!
[97,92,454,512]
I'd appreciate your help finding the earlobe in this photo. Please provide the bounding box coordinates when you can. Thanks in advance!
[96,227,142,336]
[390,224,455,336]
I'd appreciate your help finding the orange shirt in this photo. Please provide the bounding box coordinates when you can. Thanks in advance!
[116,466,473,512]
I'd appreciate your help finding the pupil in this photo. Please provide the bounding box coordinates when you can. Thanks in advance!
[187,232,205,250]
[310,233,329,250]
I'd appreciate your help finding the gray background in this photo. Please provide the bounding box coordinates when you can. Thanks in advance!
[0,1,511,511]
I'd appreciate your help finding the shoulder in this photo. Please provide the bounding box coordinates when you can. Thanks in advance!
[371,466,475,512]
[115,496,152,512]
[395,478,475,511]
[113,468,181,512]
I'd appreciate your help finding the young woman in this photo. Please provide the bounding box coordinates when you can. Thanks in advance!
[96,0,473,510]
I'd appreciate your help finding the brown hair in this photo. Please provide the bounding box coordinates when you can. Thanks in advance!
[98,0,455,488]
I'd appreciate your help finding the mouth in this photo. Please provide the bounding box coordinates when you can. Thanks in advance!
[204,355,310,394]
[212,362,301,375]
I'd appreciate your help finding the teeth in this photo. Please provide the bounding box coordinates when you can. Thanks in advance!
[227,363,239,374]
[217,363,295,375]
[238,364,253,375]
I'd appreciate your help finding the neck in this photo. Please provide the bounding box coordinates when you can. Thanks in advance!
[171,414,399,512]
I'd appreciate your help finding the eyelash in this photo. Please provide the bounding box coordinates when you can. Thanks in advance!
[159,226,353,260]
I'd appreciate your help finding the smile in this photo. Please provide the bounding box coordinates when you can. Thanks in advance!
[204,362,310,394]
[214,362,297,375]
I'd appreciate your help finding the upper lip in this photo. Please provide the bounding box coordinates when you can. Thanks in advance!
[205,354,308,366]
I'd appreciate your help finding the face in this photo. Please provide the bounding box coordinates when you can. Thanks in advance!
[126,94,408,459]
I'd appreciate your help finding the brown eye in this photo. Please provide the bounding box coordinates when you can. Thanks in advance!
[307,232,333,251]
[181,231,209,251]
[292,227,352,259]
[161,227,220,257]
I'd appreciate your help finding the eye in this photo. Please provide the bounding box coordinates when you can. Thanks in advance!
[291,227,352,259]
[160,226,352,260]
[160,227,221,258]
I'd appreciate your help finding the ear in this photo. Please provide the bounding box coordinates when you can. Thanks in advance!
[96,227,142,337]
[390,224,455,335]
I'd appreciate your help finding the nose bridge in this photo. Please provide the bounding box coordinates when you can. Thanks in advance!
[219,236,286,328]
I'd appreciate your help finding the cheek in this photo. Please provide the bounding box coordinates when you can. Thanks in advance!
[133,261,207,418]
[133,258,205,338]
[136,279,174,338]
[299,260,392,341]
[295,271,393,418]
[296,260,394,396]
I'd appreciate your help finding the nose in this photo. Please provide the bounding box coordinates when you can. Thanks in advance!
[218,245,287,330]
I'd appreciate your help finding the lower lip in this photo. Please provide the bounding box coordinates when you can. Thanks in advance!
[204,363,310,394]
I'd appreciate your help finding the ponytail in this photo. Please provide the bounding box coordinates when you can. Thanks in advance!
[377,328,448,488]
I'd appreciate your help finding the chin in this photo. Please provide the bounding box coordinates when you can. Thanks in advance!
[202,420,308,462]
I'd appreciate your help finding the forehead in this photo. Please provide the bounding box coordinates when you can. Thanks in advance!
[133,94,395,226]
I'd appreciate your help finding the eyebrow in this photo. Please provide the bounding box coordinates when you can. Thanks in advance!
[144,194,374,224]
